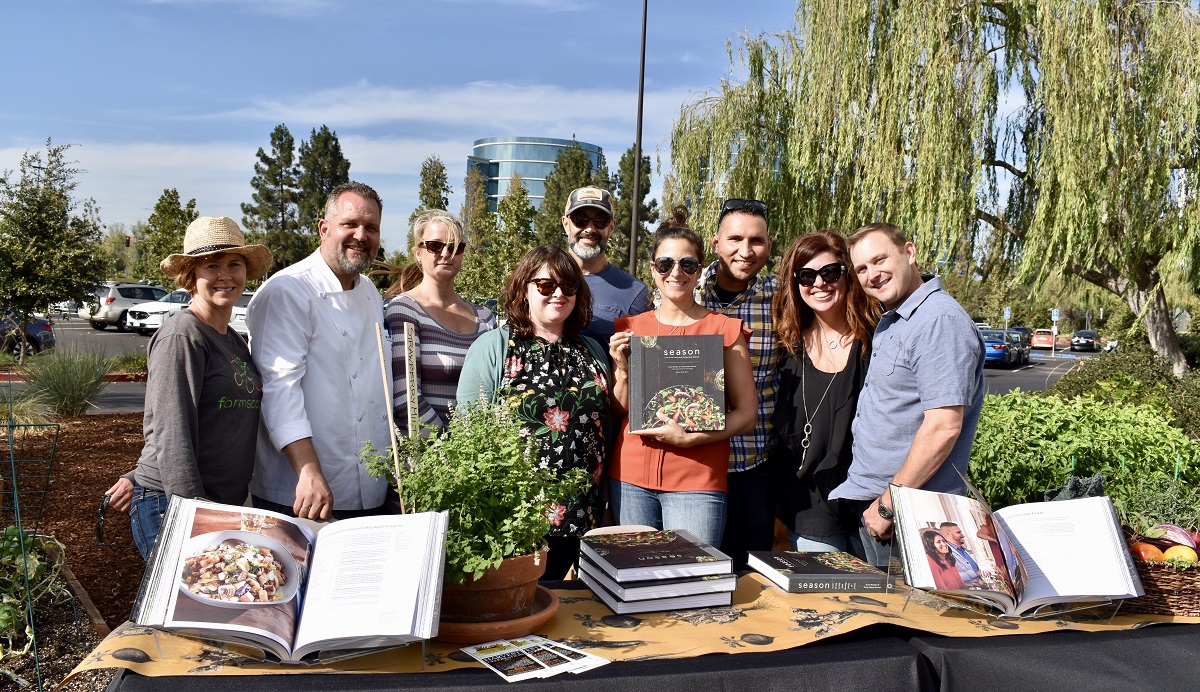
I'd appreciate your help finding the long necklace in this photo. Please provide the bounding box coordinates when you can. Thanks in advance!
[799,347,839,465]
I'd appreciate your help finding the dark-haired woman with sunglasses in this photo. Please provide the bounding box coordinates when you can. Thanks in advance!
[381,210,496,440]
[769,229,879,554]
[607,213,758,546]
[458,245,613,579]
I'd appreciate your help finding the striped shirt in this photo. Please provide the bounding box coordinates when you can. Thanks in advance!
[383,294,497,436]
[696,262,779,472]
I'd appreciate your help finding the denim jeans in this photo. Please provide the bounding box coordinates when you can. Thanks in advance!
[788,530,849,553]
[609,480,727,547]
[129,483,168,560]
[844,499,894,568]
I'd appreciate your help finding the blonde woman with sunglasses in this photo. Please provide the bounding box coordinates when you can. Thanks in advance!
[381,210,497,439]
[606,210,757,546]
[458,245,613,579]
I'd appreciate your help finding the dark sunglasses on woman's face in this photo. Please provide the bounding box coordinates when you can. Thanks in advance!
[528,278,581,297]
[795,262,845,287]
[418,240,467,255]
[569,212,611,229]
[652,256,702,275]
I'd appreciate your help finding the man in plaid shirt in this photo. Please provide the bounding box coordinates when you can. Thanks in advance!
[696,198,779,568]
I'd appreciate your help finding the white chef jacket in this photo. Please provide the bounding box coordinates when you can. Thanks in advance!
[247,250,392,511]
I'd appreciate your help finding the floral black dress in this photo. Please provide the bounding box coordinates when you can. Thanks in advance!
[499,335,609,538]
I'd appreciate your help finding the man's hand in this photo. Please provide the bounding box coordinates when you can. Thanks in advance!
[105,477,134,513]
[863,498,894,541]
[283,438,334,520]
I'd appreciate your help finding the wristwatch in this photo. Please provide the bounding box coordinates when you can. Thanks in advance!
[876,497,894,521]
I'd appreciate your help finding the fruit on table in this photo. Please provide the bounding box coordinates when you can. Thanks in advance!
[1130,542,1165,561]
[1162,545,1199,563]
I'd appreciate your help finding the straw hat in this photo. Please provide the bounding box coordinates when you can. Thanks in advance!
[160,217,273,280]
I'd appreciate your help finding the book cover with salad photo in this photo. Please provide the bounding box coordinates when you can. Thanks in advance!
[627,334,725,432]
[132,497,447,663]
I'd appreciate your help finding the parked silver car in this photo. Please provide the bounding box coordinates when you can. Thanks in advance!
[80,282,168,332]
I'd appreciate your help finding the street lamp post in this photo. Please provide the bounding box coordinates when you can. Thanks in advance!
[628,0,648,276]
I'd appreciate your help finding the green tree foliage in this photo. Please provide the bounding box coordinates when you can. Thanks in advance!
[409,155,453,225]
[458,173,535,304]
[0,140,108,360]
[610,144,660,272]
[132,189,198,286]
[460,165,494,248]
[669,0,1200,374]
[242,124,304,270]
[297,125,350,236]
[101,223,135,279]
[533,143,604,247]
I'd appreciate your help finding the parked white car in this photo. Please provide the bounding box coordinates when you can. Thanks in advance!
[80,282,168,331]
[126,289,192,336]
[229,291,254,340]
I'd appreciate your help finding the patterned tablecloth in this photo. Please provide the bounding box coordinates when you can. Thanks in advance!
[66,573,1197,681]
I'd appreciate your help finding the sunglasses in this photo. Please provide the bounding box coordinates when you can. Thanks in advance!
[652,256,702,275]
[569,211,612,229]
[528,278,581,297]
[718,198,768,224]
[795,262,846,287]
[418,240,467,255]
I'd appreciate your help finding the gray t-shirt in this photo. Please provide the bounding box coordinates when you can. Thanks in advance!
[830,277,984,501]
[132,309,262,505]
[582,262,651,343]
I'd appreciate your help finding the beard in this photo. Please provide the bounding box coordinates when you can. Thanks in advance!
[571,233,607,261]
[327,242,374,277]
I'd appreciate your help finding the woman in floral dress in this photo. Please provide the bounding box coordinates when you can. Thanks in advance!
[458,245,613,579]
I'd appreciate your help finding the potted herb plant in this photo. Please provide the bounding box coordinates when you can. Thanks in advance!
[364,398,590,623]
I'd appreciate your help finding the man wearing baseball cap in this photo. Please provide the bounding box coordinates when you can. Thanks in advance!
[562,186,651,343]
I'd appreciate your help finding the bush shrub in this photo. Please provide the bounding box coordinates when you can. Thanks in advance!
[0,388,51,425]
[107,352,148,376]
[1049,348,1200,440]
[968,391,1200,510]
[21,348,111,417]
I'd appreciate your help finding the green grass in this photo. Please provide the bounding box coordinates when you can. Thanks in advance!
[0,387,51,425]
[21,348,112,417]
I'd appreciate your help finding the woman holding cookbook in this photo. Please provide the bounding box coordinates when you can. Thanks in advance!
[607,210,757,547]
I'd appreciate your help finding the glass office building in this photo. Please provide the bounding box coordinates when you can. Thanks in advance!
[469,137,604,211]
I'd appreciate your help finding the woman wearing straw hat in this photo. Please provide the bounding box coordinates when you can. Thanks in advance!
[103,216,273,559]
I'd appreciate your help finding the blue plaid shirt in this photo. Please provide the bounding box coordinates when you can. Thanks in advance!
[696,262,779,472]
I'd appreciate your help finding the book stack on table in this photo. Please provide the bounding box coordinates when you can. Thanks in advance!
[577,529,736,614]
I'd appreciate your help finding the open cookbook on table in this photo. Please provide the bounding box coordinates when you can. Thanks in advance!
[628,334,726,432]
[890,485,1143,617]
[132,497,448,663]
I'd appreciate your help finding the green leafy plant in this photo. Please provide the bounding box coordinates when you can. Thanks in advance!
[107,352,148,376]
[364,398,590,583]
[968,391,1200,510]
[0,527,69,685]
[20,347,111,417]
[1050,348,1200,440]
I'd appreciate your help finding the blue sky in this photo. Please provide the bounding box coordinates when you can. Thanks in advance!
[2,0,800,254]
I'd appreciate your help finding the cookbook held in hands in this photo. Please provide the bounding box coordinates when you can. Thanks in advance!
[132,497,448,663]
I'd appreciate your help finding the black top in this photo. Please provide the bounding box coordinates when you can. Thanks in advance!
[770,339,869,537]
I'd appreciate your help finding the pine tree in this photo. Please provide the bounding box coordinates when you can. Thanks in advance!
[458,173,536,305]
[409,155,453,226]
[460,165,494,248]
[533,143,598,247]
[610,144,659,273]
[297,125,350,236]
[132,188,199,286]
[0,140,108,360]
[241,124,303,269]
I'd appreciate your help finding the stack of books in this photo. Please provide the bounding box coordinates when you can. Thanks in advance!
[577,529,736,614]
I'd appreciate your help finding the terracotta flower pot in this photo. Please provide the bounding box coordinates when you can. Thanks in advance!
[440,546,548,623]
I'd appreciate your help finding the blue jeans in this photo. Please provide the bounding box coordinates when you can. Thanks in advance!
[129,483,168,560]
[844,499,894,568]
[609,480,726,547]
[788,530,848,553]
